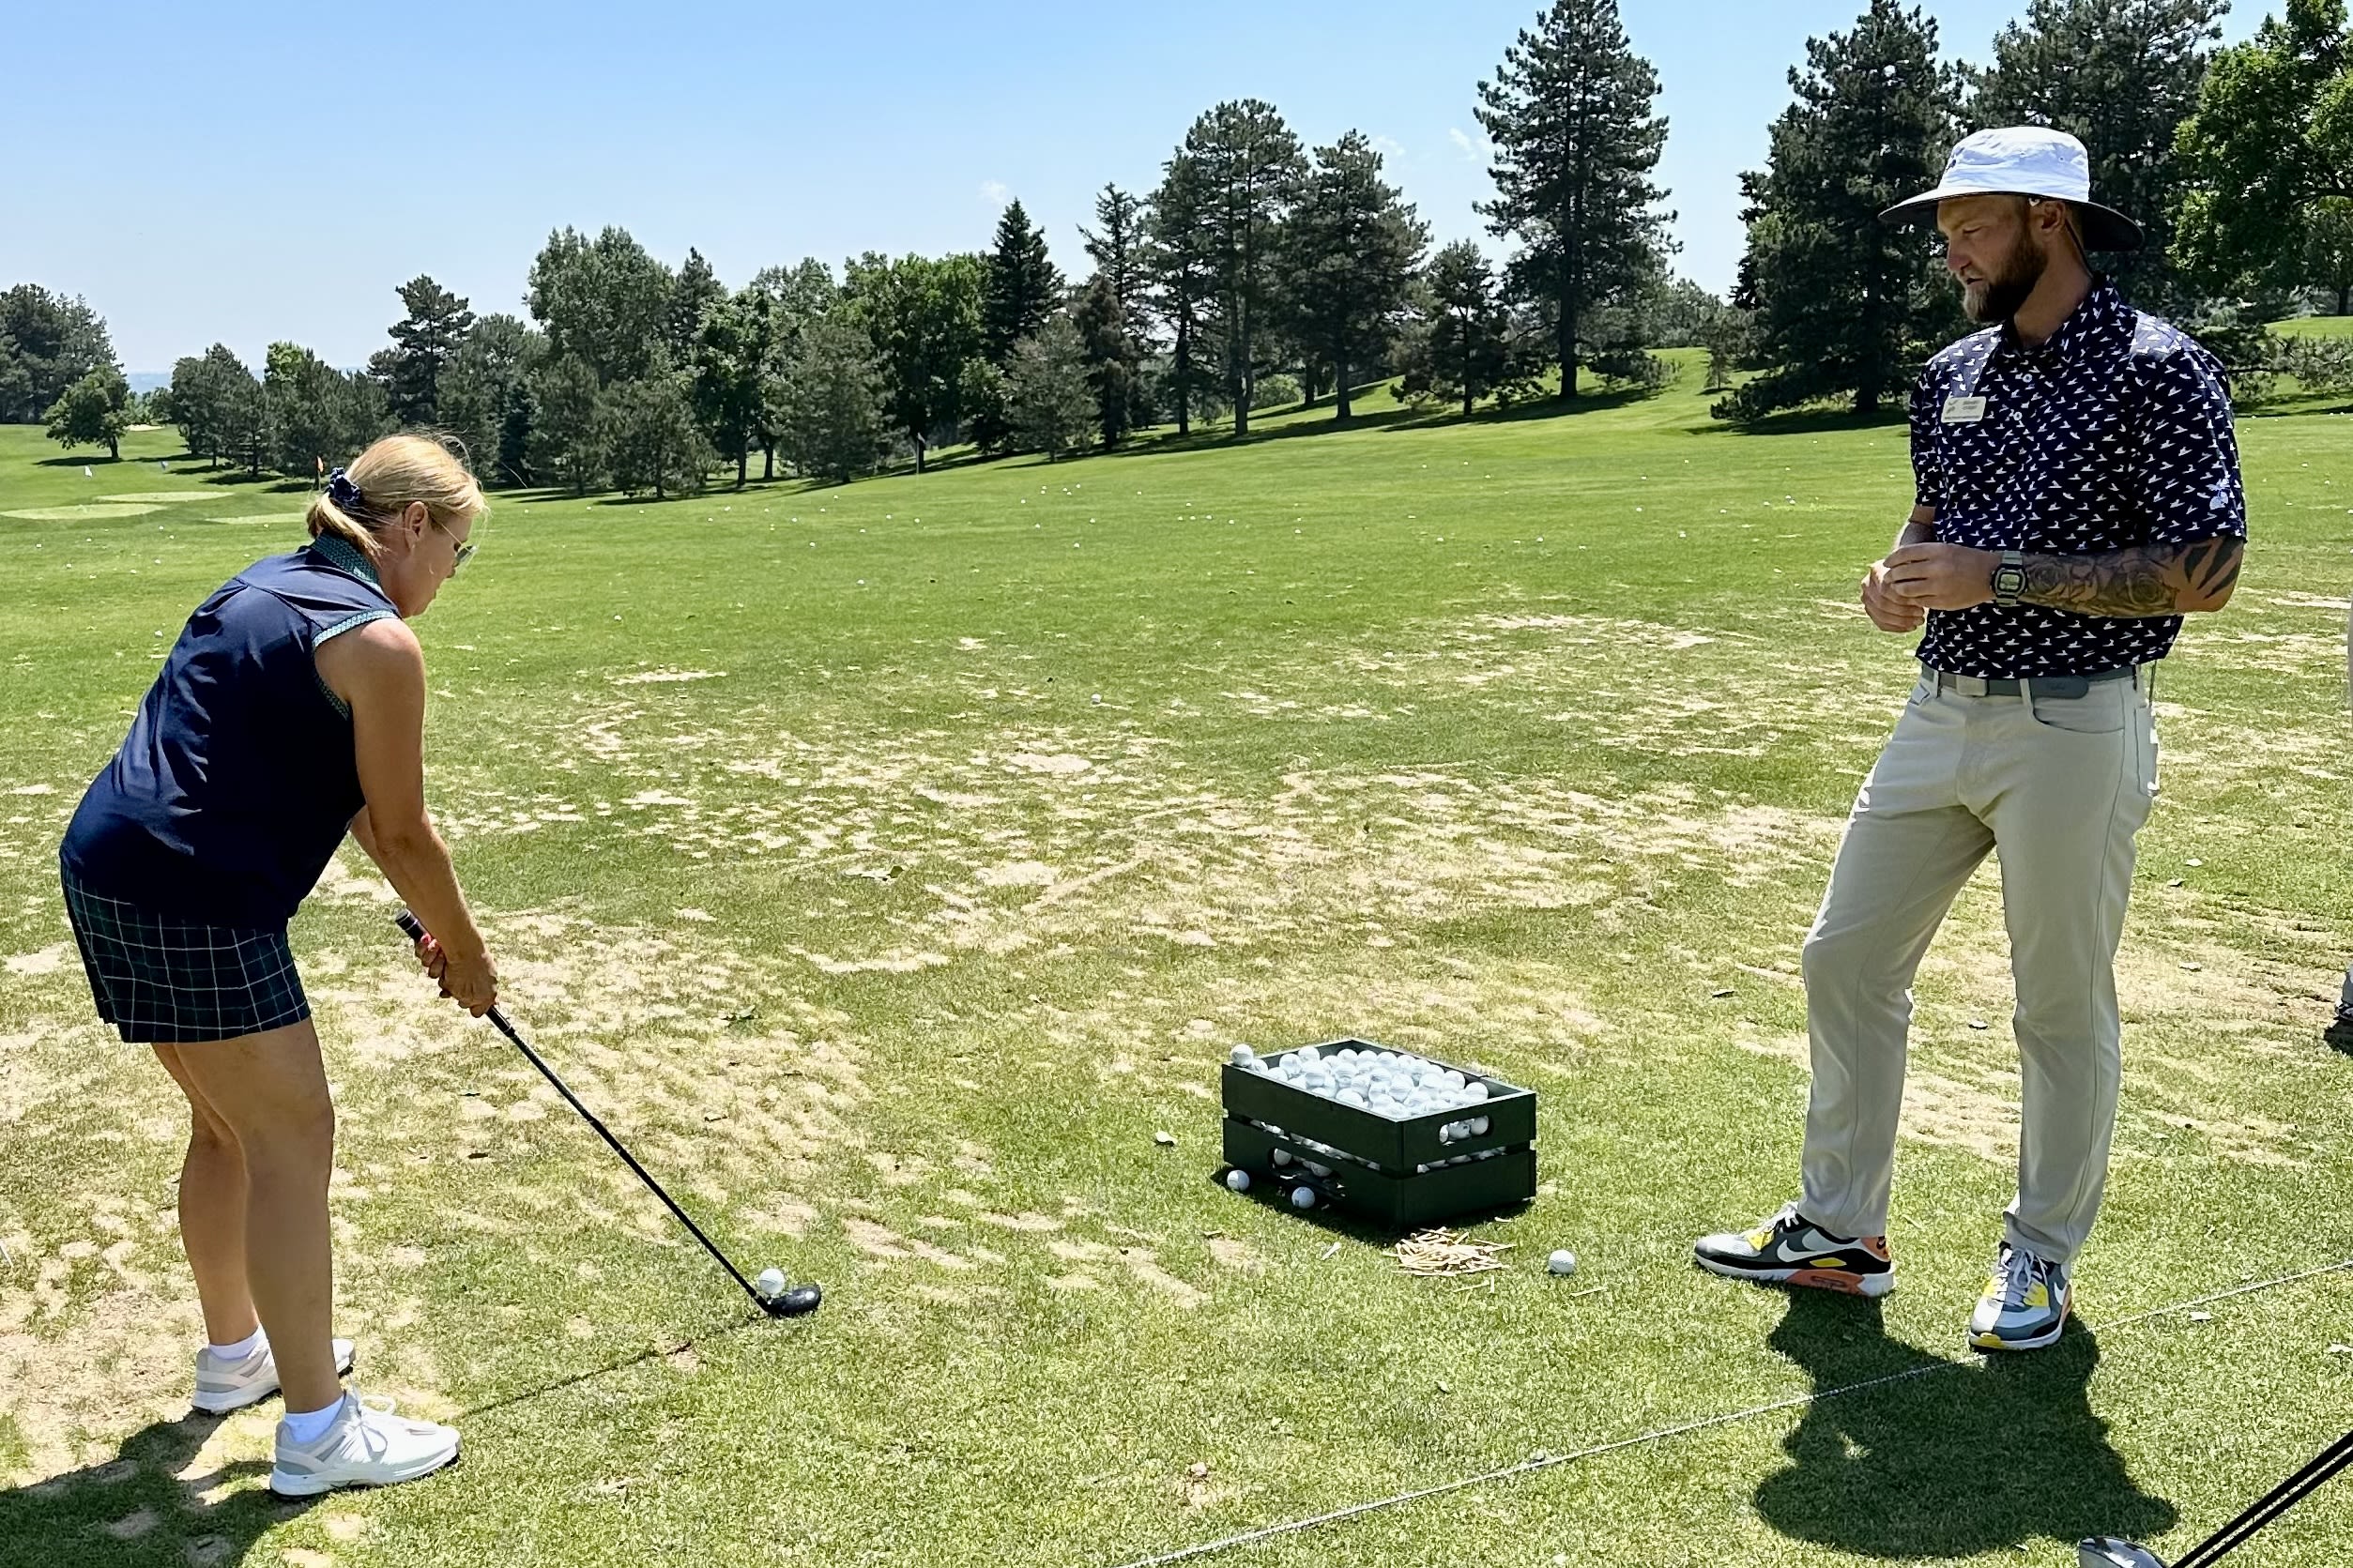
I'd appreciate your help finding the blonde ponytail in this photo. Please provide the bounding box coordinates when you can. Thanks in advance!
[305,432,485,560]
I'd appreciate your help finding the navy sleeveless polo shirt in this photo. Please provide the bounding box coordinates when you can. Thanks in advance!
[60,536,400,926]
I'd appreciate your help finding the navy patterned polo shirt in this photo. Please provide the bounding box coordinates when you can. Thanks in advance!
[1908,279,2246,678]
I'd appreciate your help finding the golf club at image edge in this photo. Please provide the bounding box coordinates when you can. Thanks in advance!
[2078,1423,2353,1568]
[392,910,821,1320]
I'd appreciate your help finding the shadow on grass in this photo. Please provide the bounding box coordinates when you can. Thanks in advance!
[1753,1291,2176,1559]
[1690,404,1912,438]
[459,1309,775,1421]
[34,453,127,467]
[0,1411,316,1568]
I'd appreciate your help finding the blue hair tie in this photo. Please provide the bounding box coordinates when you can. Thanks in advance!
[325,468,365,510]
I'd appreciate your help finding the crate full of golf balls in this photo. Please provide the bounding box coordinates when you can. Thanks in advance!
[1219,1039,1536,1227]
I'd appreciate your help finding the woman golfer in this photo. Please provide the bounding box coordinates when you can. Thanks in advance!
[59,433,495,1496]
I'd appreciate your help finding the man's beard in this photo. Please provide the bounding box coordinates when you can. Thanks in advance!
[1963,236,2047,324]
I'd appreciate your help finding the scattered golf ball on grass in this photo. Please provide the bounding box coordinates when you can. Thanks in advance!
[1548,1250,1578,1276]
[1225,1169,1251,1192]
[1291,1186,1318,1210]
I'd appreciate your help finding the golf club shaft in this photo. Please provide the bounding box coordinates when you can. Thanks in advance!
[2174,1430,2353,1568]
[393,911,769,1312]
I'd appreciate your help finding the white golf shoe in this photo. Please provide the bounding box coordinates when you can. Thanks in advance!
[267,1392,461,1497]
[191,1334,356,1414]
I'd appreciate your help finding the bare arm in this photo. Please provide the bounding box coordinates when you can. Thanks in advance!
[2018,536,2243,617]
[1859,506,1941,633]
[1884,535,2243,617]
[317,619,497,1013]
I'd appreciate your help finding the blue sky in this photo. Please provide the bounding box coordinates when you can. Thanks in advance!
[0,1,2265,372]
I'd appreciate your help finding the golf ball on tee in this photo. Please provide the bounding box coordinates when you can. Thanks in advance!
[756,1267,787,1298]
[1548,1250,1578,1276]
[1226,1169,1251,1193]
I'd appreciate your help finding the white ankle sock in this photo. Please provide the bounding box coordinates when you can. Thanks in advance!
[281,1396,344,1444]
[208,1328,267,1361]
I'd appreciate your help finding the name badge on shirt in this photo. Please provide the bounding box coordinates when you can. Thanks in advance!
[1941,395,1988,424]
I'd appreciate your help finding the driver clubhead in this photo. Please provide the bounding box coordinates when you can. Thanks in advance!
[2079,1539,2166,1568]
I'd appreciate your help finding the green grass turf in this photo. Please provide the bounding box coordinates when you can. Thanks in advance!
[2274,313,2353,340]
[3,356,2351,1567]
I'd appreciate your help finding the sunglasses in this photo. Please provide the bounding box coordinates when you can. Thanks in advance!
[427,515,476,576]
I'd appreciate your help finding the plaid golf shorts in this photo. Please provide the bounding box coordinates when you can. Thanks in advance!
[61,873,311,1043]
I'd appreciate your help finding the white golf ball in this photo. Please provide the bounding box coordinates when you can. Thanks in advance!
[1291,1186,1317,1210]
[1441,1070,1465,1090]
[1464,1081,1490,1103]
[1226,1169,1251,1193]
[1295,1046,1320,1065]
[1306,1160,1332,1178]
[1339,1089,1367,1109]
[1470,1116,1490,1136]
[1548,1250,1578,1276]
[756,1267,787,1298]
[1230,1044,1257,1067]
[1271,1148,1292,1166]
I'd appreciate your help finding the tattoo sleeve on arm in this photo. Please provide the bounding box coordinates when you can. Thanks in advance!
[2019,538,2244,617]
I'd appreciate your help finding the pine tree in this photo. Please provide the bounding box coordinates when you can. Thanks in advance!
[667,248,726,362]
[437,314,541,486]
[596,353,712,500]
[527,354,605,495]
[366,275,476,426]
[1475,0,1673,400]
[972,202,1064,449]
[1400,241,1518,416]
[1004,316,1097,461]
[166,344,257,468]
[0,286,117,422]
[1965,0,2225,319]
[1081,185,1154,348]
[1181,99,1306,435]
[1144,154,1220,437]
[1072,273,1144,446]
[1723,0,1962,419]
[775,315,893,483]
[1279,131,1429,419]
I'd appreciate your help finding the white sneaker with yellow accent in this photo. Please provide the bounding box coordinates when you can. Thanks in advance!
[1970,1242,2072,1351]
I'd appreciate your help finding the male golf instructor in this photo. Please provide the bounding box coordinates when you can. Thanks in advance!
[1694,128,2246,1351]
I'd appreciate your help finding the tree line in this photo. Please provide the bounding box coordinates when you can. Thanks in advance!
[10,0,2349,488]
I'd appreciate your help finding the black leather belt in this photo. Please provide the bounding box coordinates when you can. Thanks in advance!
[1925,664,2139,699]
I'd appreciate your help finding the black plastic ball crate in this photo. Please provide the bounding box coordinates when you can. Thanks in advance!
[1218,1037,1536,1227]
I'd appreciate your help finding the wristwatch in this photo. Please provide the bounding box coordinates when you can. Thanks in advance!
[1991,549,2026,609]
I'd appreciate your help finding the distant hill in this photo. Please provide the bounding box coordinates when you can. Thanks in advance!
[127,372,171,394]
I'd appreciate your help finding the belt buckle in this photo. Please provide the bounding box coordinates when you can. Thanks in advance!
[1938,671,1992,699]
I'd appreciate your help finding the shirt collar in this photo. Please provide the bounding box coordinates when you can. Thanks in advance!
[308,531,385,588]
[1995,276,2130,365]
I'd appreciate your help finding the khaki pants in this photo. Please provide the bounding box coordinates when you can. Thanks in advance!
[1799,666,2160,1265]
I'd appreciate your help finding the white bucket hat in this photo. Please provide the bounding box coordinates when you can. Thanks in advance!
[1881,126,2144,251]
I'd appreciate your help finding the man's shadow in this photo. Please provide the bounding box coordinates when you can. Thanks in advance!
[0,1412,314,1568]
[1753,1290,2176,1558]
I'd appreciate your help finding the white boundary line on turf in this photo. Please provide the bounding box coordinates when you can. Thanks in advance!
[1103,1256,2353,1568]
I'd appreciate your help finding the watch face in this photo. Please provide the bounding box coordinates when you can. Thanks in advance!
[1994,565,2027,601]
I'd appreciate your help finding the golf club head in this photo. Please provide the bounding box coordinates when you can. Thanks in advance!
[2079,1539,2166,1568]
